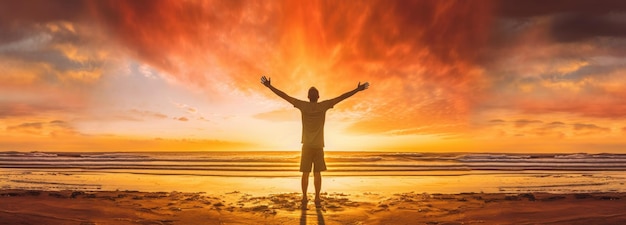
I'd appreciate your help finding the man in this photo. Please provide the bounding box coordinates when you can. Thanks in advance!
[260,76,369,206]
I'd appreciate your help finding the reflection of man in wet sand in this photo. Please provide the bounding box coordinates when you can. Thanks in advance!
[261,76,369,206]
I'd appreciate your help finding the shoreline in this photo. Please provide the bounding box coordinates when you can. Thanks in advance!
[4,170,626,196]
[2,189,626,224]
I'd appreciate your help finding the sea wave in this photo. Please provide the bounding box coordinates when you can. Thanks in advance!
[2,151,626,177]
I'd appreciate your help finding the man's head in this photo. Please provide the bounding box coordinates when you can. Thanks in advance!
[308,87,319,102]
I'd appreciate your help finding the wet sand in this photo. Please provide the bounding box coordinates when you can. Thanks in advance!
[1,189,625,225]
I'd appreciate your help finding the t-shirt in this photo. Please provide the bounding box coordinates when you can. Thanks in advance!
[290,98,341,148]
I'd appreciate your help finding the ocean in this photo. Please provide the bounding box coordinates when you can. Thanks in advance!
[2,151,626,194]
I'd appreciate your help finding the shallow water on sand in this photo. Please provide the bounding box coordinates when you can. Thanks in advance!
[2,151,626,194]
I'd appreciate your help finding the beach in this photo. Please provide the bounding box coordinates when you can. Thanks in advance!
[2,151,626,224]
[2,189,626,225]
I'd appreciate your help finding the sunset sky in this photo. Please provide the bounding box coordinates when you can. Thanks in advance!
[1,0,626,152]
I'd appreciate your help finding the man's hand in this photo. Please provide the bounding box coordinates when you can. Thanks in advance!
[357,82,370,91]
[261,76,271,87]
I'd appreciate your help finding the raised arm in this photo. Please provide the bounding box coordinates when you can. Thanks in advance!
[261,76,298,104]
[328,81,370,105]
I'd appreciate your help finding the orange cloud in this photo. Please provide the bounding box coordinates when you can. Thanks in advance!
[0,14,108,120]
[479,118,617,140]
[4,120,80,137]
[128,109,168,120]
[6,122,43,134]
[514,119,542,128]
[85,0,497,136]
[572,123,610,135]
[476,1,626,126]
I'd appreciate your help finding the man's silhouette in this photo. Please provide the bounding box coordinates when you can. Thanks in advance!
[261,76,369,206]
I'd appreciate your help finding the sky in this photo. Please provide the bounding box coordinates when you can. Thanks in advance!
[1,0,626,152]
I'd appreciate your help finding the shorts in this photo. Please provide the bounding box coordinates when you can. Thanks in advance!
[299,146,327,172]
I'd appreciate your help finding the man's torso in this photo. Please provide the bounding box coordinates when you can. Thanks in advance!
[294,100,335,148]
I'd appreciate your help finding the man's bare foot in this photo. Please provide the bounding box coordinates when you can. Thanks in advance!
[314,198,322,207]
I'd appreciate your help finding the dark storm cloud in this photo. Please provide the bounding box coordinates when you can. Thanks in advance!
[0,0,86,42]
[497,0,626,42]
[551,14,626,42]
[497,0,626,18]
[0,0,85,23]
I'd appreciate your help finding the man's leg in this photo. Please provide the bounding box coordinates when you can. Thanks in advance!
[314,172,322,201]
[301,172,310,201]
